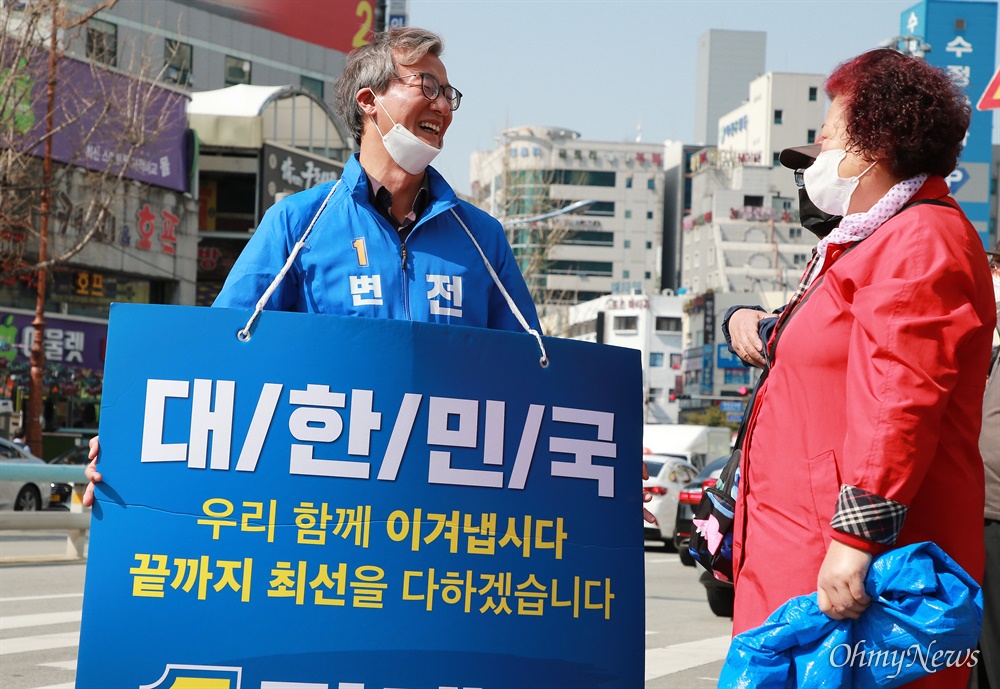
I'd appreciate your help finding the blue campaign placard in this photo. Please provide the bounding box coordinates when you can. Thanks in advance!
[76,304,644,689]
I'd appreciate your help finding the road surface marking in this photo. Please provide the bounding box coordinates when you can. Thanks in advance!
[0,632,79,655]
[645,634,731,681]
[0,593,83,603]
[40,659,77,670]
[0,611,82,630]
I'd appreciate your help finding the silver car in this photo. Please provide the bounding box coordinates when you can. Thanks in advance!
[0,437,52,511]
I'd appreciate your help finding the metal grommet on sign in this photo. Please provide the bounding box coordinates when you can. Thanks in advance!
[539,355,550,369]
[237,328,251,342]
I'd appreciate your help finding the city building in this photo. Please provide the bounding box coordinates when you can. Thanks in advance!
[565,293,687,423]
[693,29,766,147]
[1,0,390,448]
[470,126,668,333]
[681,71,826,296]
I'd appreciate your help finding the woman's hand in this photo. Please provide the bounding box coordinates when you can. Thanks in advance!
[728,309,769,368]
[817,539,873,620]
[83,435,102,507]
[642,461,657,525]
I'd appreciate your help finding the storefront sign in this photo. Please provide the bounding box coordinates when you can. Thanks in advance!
[0,309,107,370]
[1,53,188,192]
[77,304,644,689]
[260,142,342,216]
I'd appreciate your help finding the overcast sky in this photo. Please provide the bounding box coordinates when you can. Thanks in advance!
[406,0,999,195]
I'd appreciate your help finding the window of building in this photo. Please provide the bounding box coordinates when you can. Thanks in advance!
[772,151,781,167]
[656,316,681,332]
[790,227,802,239]
[87,19,117,67]
[613,316,638,331]
[647,387,662,403]
[561,230,614,246]
[225,56,251,85]
[548,260,612,277]
[646,241,652,249]
[164,39,193,86]
[644,271,651,279]
[625,176,633,188]
[623,270,630,279]
[809,86,818,101]
[794,253,808,265]
[646,211,653,219]
[743,195,764,207]
[774,109,783,124]
[300,75,324,98]
[624,240,631,249]
[650,352,665,367]
[807,129,816,144]
[624,210,632,219]
[647,178,656,190]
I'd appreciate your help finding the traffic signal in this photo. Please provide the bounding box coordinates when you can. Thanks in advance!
[738,385,749,396]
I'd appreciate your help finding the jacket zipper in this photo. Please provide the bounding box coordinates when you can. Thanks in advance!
[400,242,410,319]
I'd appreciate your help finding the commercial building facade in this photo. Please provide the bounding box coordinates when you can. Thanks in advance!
[471,126,668,321]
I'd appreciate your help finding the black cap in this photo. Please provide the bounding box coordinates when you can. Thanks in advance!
[778,144,821,170]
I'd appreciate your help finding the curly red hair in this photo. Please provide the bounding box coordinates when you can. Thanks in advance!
[825,49,970,179]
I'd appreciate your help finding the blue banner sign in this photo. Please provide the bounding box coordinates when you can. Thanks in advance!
[719,401,744,413]
[716,343,745,369]
[76,304,644,689]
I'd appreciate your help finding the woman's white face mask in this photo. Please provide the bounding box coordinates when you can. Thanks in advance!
[369,90,441,175]
[803,149,877,217]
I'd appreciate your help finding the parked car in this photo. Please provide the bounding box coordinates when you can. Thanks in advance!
[0,437,52,511]
[47,444,91,508]
[673,455,729,566]
[642,454,699,549]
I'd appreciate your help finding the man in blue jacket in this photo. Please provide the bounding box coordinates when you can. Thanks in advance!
[84,27,539,505]
[214,27,539,333]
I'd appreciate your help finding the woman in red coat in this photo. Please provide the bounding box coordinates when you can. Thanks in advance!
[730,50,996,688]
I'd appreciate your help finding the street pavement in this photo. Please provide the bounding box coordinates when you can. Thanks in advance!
[0,533,731,688]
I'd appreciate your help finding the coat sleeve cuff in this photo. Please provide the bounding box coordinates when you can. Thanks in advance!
[830,484,908,546]
[828,526,889,555]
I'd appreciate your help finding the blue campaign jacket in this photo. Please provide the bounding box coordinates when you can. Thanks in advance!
[214,154,540,333]
[719,542,983,689]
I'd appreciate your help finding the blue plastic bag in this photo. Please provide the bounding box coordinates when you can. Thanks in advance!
[719,542,983,689]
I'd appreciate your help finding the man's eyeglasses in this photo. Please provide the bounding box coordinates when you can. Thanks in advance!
[794,169,805,188]
[390,72,462,111]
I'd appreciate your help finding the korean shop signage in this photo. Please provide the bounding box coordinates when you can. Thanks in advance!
[259,142,342,216]
[0,309,106,371]
[77,304,644,689]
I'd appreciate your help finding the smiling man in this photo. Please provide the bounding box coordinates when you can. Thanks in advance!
[212,28,539,333]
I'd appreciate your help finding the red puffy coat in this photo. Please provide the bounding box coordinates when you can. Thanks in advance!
[732,178,996,686]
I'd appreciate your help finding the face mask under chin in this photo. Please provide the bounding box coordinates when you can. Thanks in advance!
[369,90,442,175]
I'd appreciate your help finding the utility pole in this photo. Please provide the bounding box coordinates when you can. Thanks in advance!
[26,0,58,456]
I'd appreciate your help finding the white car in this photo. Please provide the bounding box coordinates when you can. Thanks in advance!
[642,454,699,548]
[0,437,52,511]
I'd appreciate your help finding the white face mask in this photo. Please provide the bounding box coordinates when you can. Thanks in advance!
[369,90,441,175]
[993,273,1000,303]
[803,149,878,217]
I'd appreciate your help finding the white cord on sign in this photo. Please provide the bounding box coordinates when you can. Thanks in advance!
[449,208,549,368]
[237,181,341,342]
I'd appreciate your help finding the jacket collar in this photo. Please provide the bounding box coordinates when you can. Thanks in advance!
[343,153,459,227]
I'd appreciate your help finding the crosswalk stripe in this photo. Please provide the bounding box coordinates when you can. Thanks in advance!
[0,593,83,603]
[0,632,80,655]
[0,611,82,630]
[644,634,731,681]
[41,659,78,670]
